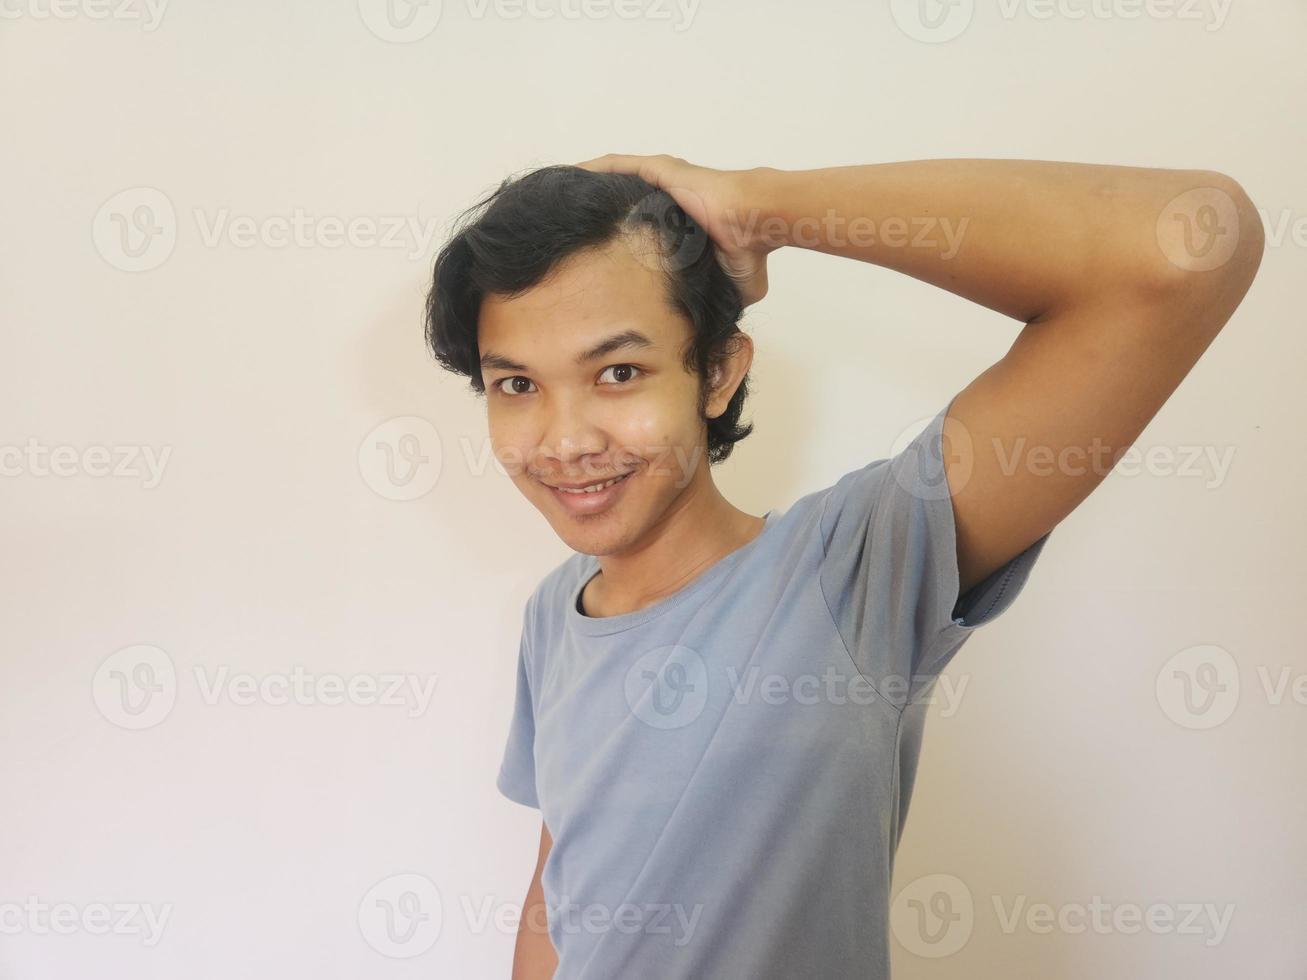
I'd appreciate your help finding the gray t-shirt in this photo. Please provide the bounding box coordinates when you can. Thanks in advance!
[497,400,1052,978]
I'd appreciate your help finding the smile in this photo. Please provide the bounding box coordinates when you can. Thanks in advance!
[544,470,636,515]
[553,472,633,494]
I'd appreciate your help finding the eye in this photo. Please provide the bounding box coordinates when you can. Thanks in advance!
[598,364,643,386]
[492,376,537,396]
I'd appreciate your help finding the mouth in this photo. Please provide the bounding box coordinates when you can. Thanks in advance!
[543,470,635,515]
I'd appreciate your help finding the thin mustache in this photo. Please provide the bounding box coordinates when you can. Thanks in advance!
[534,469,636,489]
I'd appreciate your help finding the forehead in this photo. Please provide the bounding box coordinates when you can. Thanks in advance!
[477,238,688,368]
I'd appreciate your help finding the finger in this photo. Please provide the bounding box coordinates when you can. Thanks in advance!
[573,154,630,172]
[573,154,663,181]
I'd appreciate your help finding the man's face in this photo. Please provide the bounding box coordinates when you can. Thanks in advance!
[477,237,717,556]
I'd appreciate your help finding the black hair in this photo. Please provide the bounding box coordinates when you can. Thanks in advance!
[423,164,753,465]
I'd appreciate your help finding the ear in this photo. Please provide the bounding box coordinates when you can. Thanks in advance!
[704,332,754,418]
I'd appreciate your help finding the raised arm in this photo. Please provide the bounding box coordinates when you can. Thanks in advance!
[576,154,1265,595]
[747,159,1264,591]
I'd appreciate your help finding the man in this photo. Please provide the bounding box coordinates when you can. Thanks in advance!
[424,156,1263,978]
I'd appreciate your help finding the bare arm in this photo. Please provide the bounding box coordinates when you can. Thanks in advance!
[511,820,557,979]
[750,159,1260,327]
[574,153,1264,603]
[749,160,1265,592]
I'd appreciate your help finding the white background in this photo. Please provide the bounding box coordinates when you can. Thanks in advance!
[1,0,1304,976]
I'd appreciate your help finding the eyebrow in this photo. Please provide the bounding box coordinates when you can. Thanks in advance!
[479,329,658,374]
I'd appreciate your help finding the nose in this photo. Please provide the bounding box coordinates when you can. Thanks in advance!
[539,394,605,468]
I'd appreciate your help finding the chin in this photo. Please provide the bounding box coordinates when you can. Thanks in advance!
[530,472,651,550]
[550,518,634,558]
[541,499,656,557]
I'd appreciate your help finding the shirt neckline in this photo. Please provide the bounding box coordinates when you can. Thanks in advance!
[567,510,777,637]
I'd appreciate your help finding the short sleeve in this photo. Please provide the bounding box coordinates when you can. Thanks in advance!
[818,397,1053,704]
[496,607,540,809]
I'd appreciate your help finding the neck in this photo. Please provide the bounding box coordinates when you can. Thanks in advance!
[583,484,766,619]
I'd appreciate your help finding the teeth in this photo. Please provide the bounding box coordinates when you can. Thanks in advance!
[557,473,629,494]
